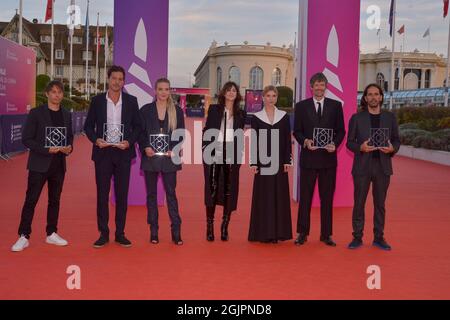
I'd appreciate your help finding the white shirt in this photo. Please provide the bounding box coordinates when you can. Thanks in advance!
[106,91,122,125]
[313,97,325,113]
[217,112,234,143]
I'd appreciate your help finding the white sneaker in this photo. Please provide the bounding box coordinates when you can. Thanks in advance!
[11,235,29,252]
[46,232,68,246]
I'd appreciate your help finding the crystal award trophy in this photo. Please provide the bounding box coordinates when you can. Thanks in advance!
[45,127,67,148]
[313,128,334,148]
[370,128,390,148]
[149,128,170,156]
[103,123,124,145]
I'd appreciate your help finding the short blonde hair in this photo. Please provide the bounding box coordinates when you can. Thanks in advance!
[263,85,278,96]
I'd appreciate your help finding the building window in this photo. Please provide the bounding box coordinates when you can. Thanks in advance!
[425,70,431,89]
[271,67,282,86]
[229,66,240,86]
[217,67,223,93]
[55,66,64,77]
[394,68,400,90]
[68,36,83,44]
[82,51,93,61]
[55,49,64,60]
[40,35,53,43]
[376,72,385,89]
[249,66,264,90]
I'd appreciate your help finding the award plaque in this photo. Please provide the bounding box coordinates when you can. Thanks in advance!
[313,128,334,148]
[149,133,170,156]
[103,123,124,145]
[45,127,67,148]
[370,128,390,148]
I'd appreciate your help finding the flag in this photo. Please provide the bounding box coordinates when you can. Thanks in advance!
[69,0,76,37]
[84,0,89,41]
[377,28,381,36]
[104,24,109,55]
[45,0,53,22]
[397,25,405,35]
[444,0,449,18]
[423,27,430,38]
[389,0,394,37]
[96,14,100,53]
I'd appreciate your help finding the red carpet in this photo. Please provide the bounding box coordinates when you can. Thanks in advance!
[1,118,449,300]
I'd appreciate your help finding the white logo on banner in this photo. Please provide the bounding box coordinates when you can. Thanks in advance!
[124,18,154,108]
[6,49,18,61]
[10,124,22,143]
[323,25,344,106]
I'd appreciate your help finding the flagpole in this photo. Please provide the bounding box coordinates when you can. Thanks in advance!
[69,1,75,98]
[18,0,23,45]
[85,0,90,100]
[69,34,74,97]
[103,24,108,92]
[445,15,450,107]
[95,12,99,95]
[50,0,54,80]
[390,0,397,109]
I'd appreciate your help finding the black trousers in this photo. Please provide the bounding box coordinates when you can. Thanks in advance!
[94,150,131,238]
[144,171,181,235]
[297,166,336,237]
[352,158,390,240]
[18,162,65,238]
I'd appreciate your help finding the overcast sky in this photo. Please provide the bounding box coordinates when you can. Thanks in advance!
[1,0,448,87]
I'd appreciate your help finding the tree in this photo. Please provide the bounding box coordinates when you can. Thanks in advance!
[36,74,51,93]
[277,86,294,109]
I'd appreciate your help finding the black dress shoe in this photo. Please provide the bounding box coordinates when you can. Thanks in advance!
[373,238,392,251]
[93,235,109,248]
[294,234,307,246]
[115,236,132,248]
[320,236,337,247]
[348,238,363,249]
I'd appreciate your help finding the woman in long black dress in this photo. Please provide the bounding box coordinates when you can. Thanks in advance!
[202,82,246,241]
[248,85,293,243]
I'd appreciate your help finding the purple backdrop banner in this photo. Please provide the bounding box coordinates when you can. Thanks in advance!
[0,37,35,115]
[114,0,169,206]
[0,114,27,154]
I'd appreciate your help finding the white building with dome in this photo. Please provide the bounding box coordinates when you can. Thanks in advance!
[194,41,295,98]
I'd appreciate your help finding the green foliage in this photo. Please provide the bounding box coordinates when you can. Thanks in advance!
[36,74,51,93]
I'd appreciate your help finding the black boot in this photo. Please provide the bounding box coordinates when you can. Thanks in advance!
[221,210,231,241]
[206,206,215,242]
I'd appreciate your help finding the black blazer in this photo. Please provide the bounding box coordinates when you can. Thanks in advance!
[293,97,346,169]
[22,104,74,173]
[202,104,246,165]
[138,102,185,173]
[346,110,400,176]
[84,92,142,162]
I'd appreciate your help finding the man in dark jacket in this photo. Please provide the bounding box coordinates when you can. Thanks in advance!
[12,80,73,252]
[84,65,142,248]
[346,83,400,251]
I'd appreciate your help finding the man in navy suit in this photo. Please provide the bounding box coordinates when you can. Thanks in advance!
[84,65,142,248]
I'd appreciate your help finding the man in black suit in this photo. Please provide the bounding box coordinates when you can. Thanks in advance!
[84,65,142,248]
[346,84,400,251]
[293,73,346,247]
[11,80,74,252]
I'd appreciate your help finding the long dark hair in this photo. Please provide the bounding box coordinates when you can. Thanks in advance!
[360,83,384,111]
[217,81,242,117]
